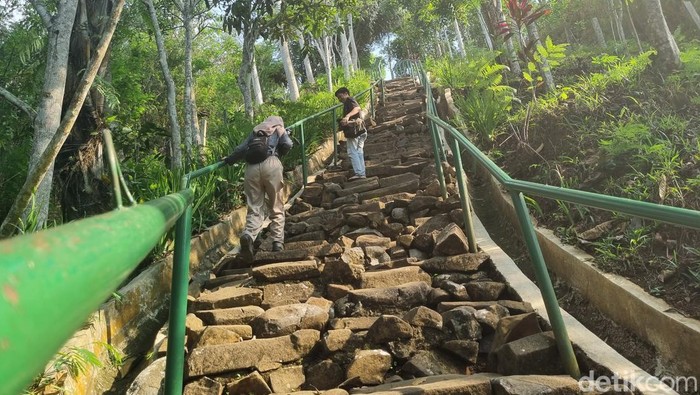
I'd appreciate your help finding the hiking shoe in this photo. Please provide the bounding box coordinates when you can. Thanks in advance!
[239,234,255,264]
[272,241,284,252]
[348,175,366,181]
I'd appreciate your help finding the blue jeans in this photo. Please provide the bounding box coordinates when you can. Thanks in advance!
[347,132,367,177]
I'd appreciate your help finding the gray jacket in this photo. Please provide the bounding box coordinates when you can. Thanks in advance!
[225,116,293,164]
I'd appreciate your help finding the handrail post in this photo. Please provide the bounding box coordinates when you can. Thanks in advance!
[370,86,375,120]
[450,138,477,253]
[510,191,581,379]
[332,108,338,167]
[103,129,123,209]
[300,122,307,186]
[424,77,448,199]
[381,79,385,107]
[164,177,194,394]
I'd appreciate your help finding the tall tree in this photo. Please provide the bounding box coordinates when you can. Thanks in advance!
[279,34,300,101]
[144,0,183,169]
[1,0,126,236]
[633,0,681,72]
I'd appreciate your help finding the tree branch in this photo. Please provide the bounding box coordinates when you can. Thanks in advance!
[29,0,52,28]
[0,86,37,119]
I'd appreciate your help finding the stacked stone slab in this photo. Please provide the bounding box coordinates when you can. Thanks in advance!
[180,77,586,395]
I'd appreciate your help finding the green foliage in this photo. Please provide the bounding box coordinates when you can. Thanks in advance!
[429,54,516,140]
[598,120,651,158]
[25,347,103,394]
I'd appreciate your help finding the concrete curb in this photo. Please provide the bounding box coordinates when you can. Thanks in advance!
[472,212,678,394]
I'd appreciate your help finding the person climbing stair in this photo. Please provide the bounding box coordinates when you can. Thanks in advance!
[336,87,367,180]
[223,116,293,263]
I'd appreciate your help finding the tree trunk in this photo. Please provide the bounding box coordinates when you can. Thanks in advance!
[279,35,300,101]
[592,17,607,47]
[252,53,264,105]
[453,18,466,57]
[435,33,443,58]
[144,0,182,169]
[684,1,700,32]
[625,0,644,53]
[20,0,79,228]
[199,117,207,147]
[239,28,257,119]
[313,36,333,91]
[337,17,352,80]
[2,0,125,236]
[527,22,555,92]
[347,13,359,70]
[637,0,681,72]
[608,0,627,43]
[444,30,454,58]
[183,0,200,155]
[299,35,316,85]
[477,7,494,50]
[492,0,521,76]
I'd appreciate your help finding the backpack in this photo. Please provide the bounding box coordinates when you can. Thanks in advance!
[245,130,272,164]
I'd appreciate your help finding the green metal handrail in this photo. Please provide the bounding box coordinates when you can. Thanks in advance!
[0,191,193,395]
[424,73,700,380]
[0,77,380,394]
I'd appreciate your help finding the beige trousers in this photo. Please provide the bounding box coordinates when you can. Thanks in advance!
[243,155,285,243]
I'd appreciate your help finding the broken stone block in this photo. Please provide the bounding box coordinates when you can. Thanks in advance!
[364,245,392,266]
[323,254,365,285]
[379,222,404,238]
[195,305,264,326]
[391,207,410,224]
[251,303,329,338]
[466,281,506,301]
[360,266,431,289]
[262,281,316,307]
[269,365,305,393]
[474,309,499,335]
[397,234,414,249]
[401,350,464,377]
[305,360,344,390]
[346,349,392,385]
[491,375,581,395]
[442,306,482,340]
[251,260,320,282]
[412,232,437,252]
[330,316,379,331]
[428,287,452,306]
[191,287,263,311]
[414,213,451,235]
[326,284,352,301]
[420,253,489,273]
[226,371,271,395]
[403,306,443,329]
[441,340,479,364]
[193,326,243,348]
[407,196,440,213]
[491,312,543,356]
[346,281,432,313]
[439,280,470,301]
[355,234,392,248]
[496,331,564,375]
[498,300,535,315]
[187,329,320,376]
[366,315,413,344]
[433,223,470,256]
[183,377,223,395]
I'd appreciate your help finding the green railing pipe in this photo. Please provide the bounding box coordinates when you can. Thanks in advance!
[300,122,307,186]
[510,190,581,378]
[0,190,193,395]
[423,77,448,199]
[426,114,511,184]
[103,129,123,209]
[164,203,193,395]
[449,137,478,253]
[506,179,700,230]
[332,107,338,167]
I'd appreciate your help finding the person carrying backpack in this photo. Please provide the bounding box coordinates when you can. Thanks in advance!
[223,115,293,263]
[335,87,367,180]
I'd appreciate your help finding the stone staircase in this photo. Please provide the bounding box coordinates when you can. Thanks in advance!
[180,77,588,395]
